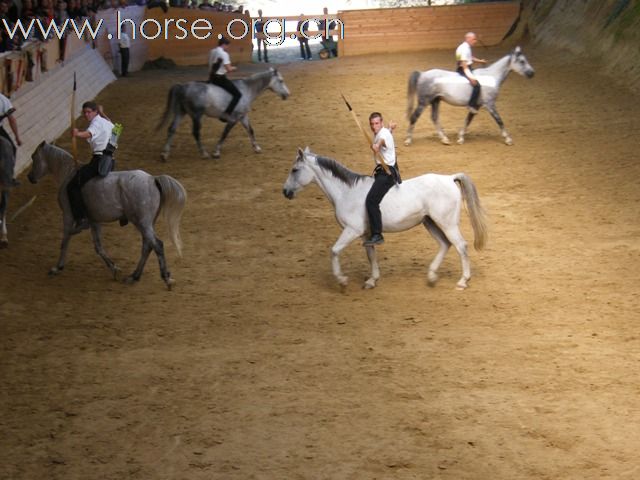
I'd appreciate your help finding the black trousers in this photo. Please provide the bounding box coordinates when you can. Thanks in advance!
[457,66,481,109]
[209,74,242,115]
[0,126,16,156]
[366,168,396,236]
[298,38,311,59]
[67,154,102,221]
[120,47,130,76]
[256,39,268,62]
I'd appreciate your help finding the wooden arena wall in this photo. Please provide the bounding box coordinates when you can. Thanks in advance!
[13,45,116,175]
[337,1,521,56]
[144,8,253,66]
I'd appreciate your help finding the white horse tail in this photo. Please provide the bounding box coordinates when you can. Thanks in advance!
[453,173,488,251]
[155,175,187,257]
[407,71,420,120]
[156,84,185,131]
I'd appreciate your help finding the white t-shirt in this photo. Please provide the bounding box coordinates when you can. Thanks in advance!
[456,41,473,66]
[119,32,131,49]
[373,127,396,167]
[208,46,231,75]
[87,114,115,153]
[0,94,14,124]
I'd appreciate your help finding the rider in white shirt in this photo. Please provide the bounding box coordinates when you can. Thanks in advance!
[208,36,242,123]
[455,32,486,114]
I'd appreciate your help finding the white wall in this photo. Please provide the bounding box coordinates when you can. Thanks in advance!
[12,45,117,175]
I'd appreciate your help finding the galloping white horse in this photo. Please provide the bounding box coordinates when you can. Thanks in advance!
[405,46,535,146]
[283,148,488,290]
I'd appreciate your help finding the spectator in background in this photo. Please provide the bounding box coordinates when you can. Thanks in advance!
[254,8,268,63]
[118,23,130,76]
[55,1,69,61]
[319,6,338,57]
[296,14,311,61]
[0,1,15,52]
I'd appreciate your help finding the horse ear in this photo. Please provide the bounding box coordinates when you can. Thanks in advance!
[514,46,522,55]
[297,147,304,159]
[304,146,311,153]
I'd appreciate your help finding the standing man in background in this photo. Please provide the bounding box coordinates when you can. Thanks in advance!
[254,8,268,63]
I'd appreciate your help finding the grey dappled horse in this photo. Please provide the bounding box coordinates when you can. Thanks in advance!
[0,136,17,247]
[283,148,488,290]
[28,142,187,289]
[157,68,290,161]
[406,46,535,146]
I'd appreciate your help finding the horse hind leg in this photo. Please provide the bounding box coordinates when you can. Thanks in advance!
[127,224,174,290]
[161,112,183,161]
[192,111,210,159]
[404,97,428,146]
[423,216,451,286]
[441,223,471,290]
[430,98,451,145]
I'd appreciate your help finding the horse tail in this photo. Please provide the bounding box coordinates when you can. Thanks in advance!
[154,175,187,257]
[453,173,488,251]
[407,71,420,120]
[156,84,185,131]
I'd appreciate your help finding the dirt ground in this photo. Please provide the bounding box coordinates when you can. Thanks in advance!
[1,45,640,480]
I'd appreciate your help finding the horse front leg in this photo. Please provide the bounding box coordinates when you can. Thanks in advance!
[160,113,183,162]
[0,190,8,248]
[404,97,427,146]
[485,103,513,145]
[192,111,210,159]
[331,227,360,289]
[90,224,120,280]
[457,111,477,145]
[50,217,76,276]
[212,121,237,159]
[363,245,380,289]
[239,115,262,154]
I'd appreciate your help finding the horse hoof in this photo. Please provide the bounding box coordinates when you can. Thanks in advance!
[0,239,7,249]
[505,138,514,146]
[253,146,262,154]
[111,266,121,280]
[441,138,451,146]
[363,279,376,289]
[427,271,438,286]
[455,281,468,290]
[457,137,465,145]
[212,151,221,159]
[123,275,139,285]
[160,152,169,162]
[48,267,60,276]
[201,151,211,159]
[165,278,175,290]
[404,138,412,146]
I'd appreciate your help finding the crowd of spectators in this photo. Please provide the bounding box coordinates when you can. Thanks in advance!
[0,0,247,53]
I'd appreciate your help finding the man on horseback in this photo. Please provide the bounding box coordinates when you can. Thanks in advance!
[363,112,400,247]
[208,36,242,123]
[68,102,116,231]
[455,32,486,114]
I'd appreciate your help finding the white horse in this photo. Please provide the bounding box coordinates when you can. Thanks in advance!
[282,148,488,290]
[405,46,535,146]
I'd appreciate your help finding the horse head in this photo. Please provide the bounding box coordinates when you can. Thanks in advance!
[283,147,314,199]
[28,141,49,184]
[268,68,290,100]
[510,47,535,79]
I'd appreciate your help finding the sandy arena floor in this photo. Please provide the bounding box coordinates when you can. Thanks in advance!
[1,45,640,479]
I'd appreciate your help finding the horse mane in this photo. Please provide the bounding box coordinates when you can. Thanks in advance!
[42,142,74,164]
[316,155,366,187]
